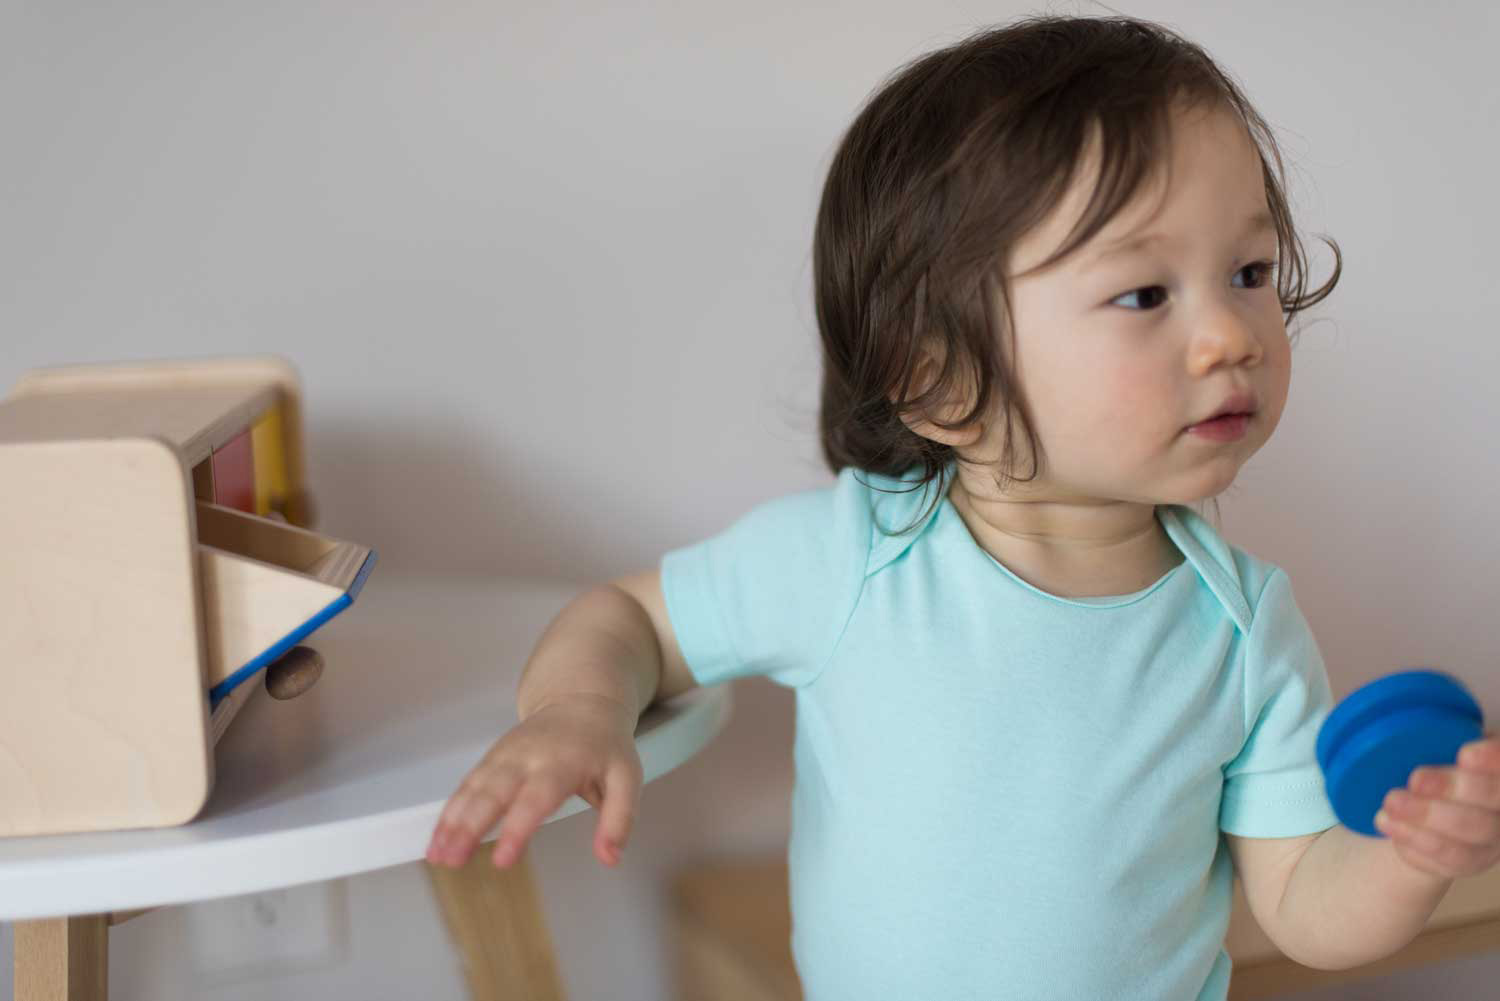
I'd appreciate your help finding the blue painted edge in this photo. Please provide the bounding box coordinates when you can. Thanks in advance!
[207,549,379,710]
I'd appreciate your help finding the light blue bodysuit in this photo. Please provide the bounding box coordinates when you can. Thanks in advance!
[660,459,1338,1000]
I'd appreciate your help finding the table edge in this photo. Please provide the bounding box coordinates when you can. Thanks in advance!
[0,684,733,920]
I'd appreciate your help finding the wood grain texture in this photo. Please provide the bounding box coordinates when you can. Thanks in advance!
[195,502,353,688]
[425,846,567,1001]
[264,645,324,700]
[0,383,276,468]
[0,437,212,836]
[249,400,288,517]
[7,355,301,475]
[672,860,801,1001]
[13,915,108,1001]
[209,427,255,512]
[0,355,315,837]
[207,666,266,746]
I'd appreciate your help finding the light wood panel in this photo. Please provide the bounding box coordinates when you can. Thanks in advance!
[426,846,568,1001]
[13,916,107,1001]
[0,437,211,836]
[0,355,317,837]
[195,500,369,688]
[7,355,310,525]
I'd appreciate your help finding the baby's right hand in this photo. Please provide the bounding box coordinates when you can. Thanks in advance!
[425,693,644,870]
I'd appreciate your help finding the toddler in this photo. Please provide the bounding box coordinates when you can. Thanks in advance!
[427,14,1500,999]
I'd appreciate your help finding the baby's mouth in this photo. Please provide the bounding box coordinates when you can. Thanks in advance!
[1184,412,1254,440]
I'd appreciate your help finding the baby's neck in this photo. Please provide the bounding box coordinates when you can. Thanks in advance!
[946,478,1184,599]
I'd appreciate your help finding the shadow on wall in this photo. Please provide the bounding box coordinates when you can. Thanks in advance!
[302,417,671,584]
[297,411,805,846]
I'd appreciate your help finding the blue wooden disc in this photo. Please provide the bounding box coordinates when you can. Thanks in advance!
[1317,670,1484,837]
[1317,669,1481,773]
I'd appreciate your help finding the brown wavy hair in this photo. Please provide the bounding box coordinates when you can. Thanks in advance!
[813,14,1342,535]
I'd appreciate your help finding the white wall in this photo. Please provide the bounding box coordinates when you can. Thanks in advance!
[2,1,1497,998]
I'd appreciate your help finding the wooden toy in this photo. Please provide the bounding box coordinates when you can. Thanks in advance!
[1317,669,1485,836]
[0,356,376,838]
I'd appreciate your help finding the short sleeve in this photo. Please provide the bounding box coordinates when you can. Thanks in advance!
[659,470,873,689]
[1219,567,1341,837]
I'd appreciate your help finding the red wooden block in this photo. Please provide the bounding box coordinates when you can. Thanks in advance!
[211,429,255,513]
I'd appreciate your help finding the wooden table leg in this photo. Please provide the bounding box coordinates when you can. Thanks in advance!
[13,915,108,1001]
[425,843,567,1001]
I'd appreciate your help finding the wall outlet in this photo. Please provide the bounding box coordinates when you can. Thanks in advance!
[187,879,348,985]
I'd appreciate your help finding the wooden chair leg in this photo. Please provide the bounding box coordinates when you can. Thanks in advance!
[425,843,567,1001]
[13,915,108,1001]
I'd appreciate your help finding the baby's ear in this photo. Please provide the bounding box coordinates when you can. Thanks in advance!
[887,345,984,448]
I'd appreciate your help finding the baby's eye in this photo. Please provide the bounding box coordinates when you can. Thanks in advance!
[1110,284,1169,311]
[1107,260,1279,312]
[1235,259,1279,291]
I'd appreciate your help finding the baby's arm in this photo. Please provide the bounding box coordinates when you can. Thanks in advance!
[426,569,699,869]
[1232,824,1451,970]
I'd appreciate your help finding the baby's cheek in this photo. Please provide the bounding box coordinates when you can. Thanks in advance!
[1105,366,1170,427]
[1261,338,1293,419]
[1064,377,1160,460]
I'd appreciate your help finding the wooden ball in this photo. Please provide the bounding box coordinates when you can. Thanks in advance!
[265,645,324,700]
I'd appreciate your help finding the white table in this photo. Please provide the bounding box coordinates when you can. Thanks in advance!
[1,572,732,1000]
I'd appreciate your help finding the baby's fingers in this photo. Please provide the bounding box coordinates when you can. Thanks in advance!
[490,777,573,868]
[427,766,523,867]
[594,761,642,867]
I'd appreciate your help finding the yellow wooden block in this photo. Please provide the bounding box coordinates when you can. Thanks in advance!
[250,400,288,517]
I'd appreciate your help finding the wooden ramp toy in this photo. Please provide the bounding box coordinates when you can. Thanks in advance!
[0,356,377,837]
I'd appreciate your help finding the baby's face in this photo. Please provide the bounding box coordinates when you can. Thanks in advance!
[993,101,1290,506]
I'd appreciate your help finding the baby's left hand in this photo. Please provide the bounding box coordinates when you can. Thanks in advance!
[1375,732,1500,879]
